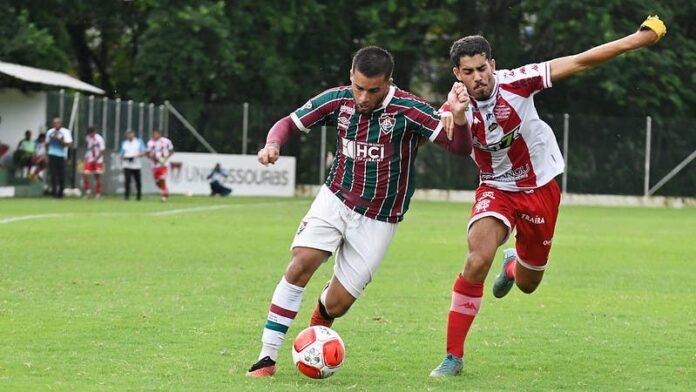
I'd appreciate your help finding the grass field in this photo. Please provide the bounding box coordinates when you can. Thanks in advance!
[1,195,695,391]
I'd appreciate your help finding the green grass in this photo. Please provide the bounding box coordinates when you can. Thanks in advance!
[1,195,694,391]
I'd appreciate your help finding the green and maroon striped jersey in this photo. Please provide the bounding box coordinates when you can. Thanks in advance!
[290,85,444,223]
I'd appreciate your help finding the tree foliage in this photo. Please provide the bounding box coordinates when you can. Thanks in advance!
[1,0,694,117]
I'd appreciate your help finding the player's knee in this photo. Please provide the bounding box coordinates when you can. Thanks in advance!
[285,249,325,285]
[463,252,493,281]
[325,301,351,318]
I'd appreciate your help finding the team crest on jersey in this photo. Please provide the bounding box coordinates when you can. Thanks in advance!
[378,113,396,134]
[474,199,490,213]
[494,105,511,121]
[488,123,499,132]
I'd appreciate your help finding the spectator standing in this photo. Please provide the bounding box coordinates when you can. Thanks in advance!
[45,118,73,198]
[119,130,146,201]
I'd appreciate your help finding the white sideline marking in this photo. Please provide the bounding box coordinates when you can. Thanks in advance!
[0,213,73,224]
[149,201,306,217]
[0,201,307,223]
[149,205,231,216]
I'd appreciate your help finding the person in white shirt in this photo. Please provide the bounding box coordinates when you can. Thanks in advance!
[119,130,146,201]
[83,126,106,198]
[45,117,73,198]
[207,163,232,196]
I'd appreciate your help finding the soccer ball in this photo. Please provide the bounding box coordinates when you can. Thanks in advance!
[291,326,345,379]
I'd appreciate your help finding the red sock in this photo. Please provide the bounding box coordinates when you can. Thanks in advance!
[505,258,517,279]
[446,275,484,358]
[309,304,333,328]
[84,177,90,192]
[161,181,168,196]
[95,179,102,194]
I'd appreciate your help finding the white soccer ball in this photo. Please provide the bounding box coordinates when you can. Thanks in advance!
[72,188,82,197]
[291,326,345,379]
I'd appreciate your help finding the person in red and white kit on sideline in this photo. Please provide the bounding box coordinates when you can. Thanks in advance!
[82,126,106,198]
[430,16,667,377]
[146,129,174,201]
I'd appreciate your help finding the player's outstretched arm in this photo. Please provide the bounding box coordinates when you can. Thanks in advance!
[258,116,300,166]
[549,15,666,82]
[430,82,472,156]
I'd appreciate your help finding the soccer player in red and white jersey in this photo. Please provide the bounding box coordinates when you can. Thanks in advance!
[430,16,667,376]
[146,129,174,201]
[82,126,106,198]
[247,46,473,377]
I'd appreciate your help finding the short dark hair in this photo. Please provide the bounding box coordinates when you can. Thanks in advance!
[87,126,96,134]
[450,35,492,66]
[352,46,394,80]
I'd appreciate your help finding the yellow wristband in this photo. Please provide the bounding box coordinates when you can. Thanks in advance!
[640,15,666,39]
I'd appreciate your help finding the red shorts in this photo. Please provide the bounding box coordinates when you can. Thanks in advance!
[469,180,561,270]
[83,161,104,174]
[152,166,168,181]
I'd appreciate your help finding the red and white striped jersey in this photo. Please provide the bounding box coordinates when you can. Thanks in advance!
[444,62,564,191]
[147,136,174,168]
[84,133,106,164]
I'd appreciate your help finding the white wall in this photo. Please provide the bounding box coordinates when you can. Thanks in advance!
[0,89,47,154]
[167,152,296,196]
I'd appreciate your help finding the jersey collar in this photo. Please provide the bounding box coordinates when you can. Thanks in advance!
[376,85,396,111]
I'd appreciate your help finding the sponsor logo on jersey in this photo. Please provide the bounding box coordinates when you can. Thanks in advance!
[473,125,521,152]
[302,101,312,110]
[378,113,396,134]
[341,138,388,162]
[340,105,355,115]
[543,239,552,246]
[520,213,545,224]
[481,163,530,182]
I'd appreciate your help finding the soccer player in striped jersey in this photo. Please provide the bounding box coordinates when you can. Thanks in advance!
[430,16,667,377]
[82,126,106,198]
[247,46,473,377]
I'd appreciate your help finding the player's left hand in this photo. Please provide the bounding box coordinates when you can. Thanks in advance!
[638,15,666,44]
[441,111,455,141]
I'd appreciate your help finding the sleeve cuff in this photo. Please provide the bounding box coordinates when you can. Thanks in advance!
[290,112,310,133]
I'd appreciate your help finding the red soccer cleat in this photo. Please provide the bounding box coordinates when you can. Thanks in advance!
[246,356,276,377]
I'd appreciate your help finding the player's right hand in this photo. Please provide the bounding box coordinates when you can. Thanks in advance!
[257,144,280,166]
[639,15,666,44]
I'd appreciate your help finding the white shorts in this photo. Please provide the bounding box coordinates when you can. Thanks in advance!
[291,186,398,298]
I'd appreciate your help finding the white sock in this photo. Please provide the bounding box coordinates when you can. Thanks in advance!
[258,276,305,361]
